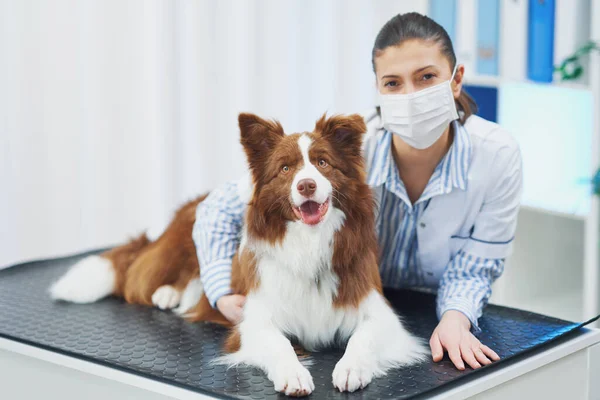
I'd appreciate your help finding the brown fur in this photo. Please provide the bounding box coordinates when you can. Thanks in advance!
[102,196,205,306]
[187,292,230,326]
[312,114,383,305]
[96,112,382,353]
[224,328,241,353]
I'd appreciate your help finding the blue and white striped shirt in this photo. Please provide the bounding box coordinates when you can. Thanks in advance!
[369,126,504,332]
[193,115,520,332]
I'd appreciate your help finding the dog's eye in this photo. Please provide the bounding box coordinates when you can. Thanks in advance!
[318,159,328,168]
[281,165,290,174]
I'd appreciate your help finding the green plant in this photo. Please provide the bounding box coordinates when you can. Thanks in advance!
[593,168,600,196]
[554,41,600,81]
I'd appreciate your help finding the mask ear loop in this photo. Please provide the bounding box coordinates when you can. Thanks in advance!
[449,63,461,121]
[450,63,459,86]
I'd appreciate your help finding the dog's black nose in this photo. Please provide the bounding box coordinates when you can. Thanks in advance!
[297,179,317,197]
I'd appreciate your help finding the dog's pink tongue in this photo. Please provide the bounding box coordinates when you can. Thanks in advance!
[300,201,321,225]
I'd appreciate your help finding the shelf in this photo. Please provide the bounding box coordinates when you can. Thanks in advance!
[464,75,592,92]
[517,185,592,220]
[464,74,502,88]
[519,205,588,221]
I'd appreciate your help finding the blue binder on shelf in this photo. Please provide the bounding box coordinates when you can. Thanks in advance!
[527,0,556,83]
[464,84,498,123]
[476,0,500,75]
[429,0,457,44]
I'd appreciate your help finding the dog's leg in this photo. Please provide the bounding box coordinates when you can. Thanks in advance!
[332,290,426,392]
[219,297,315,397]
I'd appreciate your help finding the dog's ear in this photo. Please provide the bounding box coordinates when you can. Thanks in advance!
[239,113,285,176]
[315,113,367,153]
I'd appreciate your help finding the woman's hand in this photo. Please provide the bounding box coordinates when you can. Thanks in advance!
[216,294,246,324]
[430,310,500,370]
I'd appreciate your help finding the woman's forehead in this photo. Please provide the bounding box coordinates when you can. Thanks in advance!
[374,39,450,77]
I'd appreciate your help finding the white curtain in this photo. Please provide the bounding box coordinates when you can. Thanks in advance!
[0,0,428,267]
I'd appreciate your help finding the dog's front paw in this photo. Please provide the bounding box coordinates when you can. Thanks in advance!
[332,357,374,392]
[269,363,314,397]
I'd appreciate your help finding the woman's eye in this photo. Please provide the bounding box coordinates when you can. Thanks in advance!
[384,81,398,87]
[318,159,328,168]
[422,73,435,81]
[281,165,290,173]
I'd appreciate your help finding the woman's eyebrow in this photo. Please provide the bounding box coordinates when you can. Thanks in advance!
[413,65,436,74]
[381,65,437,80]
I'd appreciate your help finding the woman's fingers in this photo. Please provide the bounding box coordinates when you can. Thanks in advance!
[229,294,246,307]
[232,307,243,324]
[430,315,500,371]
[481,344,500,361]
[447,345,465,370]
[460,342,481,369]
[430,333,444,362]
[472,346,492,366]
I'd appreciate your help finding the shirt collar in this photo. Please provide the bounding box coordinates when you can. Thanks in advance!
[367,129,394,187]
[444,120,471,192]
[367,120,471,196]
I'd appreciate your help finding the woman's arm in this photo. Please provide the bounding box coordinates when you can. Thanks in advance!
[432,142,523,369]
[436,254,504,333]
[192,178,248,309]
[431,254,503,370]
[440,138,523,325]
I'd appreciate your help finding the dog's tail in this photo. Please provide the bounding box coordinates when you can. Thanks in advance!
[49,233,151,304]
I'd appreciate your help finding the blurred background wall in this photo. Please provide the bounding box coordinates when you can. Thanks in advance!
[0,0,427,266]
[1,0,599,324]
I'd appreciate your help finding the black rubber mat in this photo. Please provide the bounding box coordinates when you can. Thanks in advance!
[0,249,595,399]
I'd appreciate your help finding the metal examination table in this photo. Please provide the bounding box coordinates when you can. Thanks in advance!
[1,250,599,399]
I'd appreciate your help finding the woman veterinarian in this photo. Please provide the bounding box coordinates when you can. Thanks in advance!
[193,12,522,371]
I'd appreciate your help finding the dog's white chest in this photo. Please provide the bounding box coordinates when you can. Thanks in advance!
[247,208,357,349]
[256,260,357,350]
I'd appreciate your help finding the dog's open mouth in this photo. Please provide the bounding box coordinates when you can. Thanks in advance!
[293,199,330,225]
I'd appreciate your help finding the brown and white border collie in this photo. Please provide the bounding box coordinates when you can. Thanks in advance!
[50,113,425,396]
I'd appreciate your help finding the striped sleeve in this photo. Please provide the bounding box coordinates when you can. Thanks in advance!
[192,180,247,308]
[436,251,505,334]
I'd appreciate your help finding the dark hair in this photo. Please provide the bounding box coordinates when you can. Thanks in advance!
[372,12,477,124]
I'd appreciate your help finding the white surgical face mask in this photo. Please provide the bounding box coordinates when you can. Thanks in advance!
[378,65,459,150]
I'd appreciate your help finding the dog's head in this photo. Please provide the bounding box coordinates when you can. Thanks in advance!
[239,112,369,242]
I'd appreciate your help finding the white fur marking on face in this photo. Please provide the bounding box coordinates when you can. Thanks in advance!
[49,255,115,303]
[291,134,332,207]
